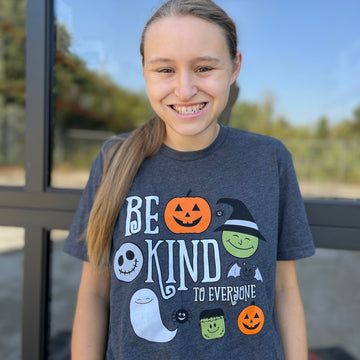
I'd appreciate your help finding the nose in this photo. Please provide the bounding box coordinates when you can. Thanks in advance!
[174,71,198,101]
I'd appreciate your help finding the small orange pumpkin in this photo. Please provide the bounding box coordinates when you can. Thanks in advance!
[237,304,264,335]
[164,191,211,233]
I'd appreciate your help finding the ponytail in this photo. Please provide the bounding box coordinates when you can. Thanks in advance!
[86,116,165,267]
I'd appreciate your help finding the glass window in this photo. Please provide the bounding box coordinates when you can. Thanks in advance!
[51,0,360,196]
[0,226,25,359]
[47,230,82,359]
[0,0,26,186]
[51,0,155,188]
[297,249,360,358]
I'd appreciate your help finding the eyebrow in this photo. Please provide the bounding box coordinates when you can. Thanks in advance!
[147,56,221,65]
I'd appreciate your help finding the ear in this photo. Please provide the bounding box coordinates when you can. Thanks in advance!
[230,51,242,84]
[141,56,145,67]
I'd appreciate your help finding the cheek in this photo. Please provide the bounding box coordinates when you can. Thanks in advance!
[146,77,173,100]
[203,75,226,93]
[251,239,259,250]
[212,69,232,87]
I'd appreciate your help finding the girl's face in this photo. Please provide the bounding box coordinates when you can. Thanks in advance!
[143,15,241,151]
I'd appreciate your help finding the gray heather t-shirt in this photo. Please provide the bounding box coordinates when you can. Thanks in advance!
[64,125,315,360]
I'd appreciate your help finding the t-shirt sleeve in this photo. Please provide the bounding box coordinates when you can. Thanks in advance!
[276,147,315,260]
[63,149,105,261]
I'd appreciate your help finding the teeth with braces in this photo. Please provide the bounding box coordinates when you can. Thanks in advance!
[172,103,206,114]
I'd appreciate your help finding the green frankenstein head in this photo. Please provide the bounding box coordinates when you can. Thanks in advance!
[200,308,225,340]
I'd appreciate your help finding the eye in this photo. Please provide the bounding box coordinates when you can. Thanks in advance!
[126,251,135,260]
[192,204,200,211]
[118,255,124,266]
[254,313,259,319]
[158,68,174,73]
[196,66,213,73]
[244,314,249,319]
[175,204,183,211]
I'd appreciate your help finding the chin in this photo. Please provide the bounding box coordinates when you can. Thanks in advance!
[174,124,212,138]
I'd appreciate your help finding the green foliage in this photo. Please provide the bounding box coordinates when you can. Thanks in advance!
[0,0,26,166]
[53,22,153,137]
[316,116,330,139]
[0,0,26,103]
[352,105,360,135]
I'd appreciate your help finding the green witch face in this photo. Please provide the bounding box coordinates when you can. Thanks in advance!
[215,198,265,259]
[222,231,259,258]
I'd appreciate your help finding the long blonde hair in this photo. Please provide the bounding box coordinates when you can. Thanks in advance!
[86,0,238,267]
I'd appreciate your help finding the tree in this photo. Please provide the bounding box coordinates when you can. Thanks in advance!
[0,0,26,165]
[352,105,360,135]
[316,116,330,139]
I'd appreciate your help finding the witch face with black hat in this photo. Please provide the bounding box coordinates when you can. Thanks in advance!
[215,198,266,258]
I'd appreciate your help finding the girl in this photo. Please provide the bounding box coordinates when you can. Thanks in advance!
[64,0,315,359]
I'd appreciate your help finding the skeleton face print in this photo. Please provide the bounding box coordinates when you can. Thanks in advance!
[114,243,143,282]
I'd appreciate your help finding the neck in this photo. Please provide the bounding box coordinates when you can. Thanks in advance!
[164,124,220,151]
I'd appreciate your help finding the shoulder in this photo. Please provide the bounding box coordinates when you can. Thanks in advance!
[100,131,132,155]
[85,131,132,177]
[226,127,291,162]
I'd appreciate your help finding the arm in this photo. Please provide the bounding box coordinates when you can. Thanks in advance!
[72,261,110,360]
[275,260,308,360]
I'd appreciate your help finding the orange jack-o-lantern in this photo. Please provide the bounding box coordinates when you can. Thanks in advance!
[164,192,211,233]
[238,304,264,335]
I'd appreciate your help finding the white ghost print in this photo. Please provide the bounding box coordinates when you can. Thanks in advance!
[130,288,178,342]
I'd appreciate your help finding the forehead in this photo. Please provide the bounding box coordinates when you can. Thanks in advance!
[143,15,229,60]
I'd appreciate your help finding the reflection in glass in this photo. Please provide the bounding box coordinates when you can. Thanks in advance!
[52,1,154,188]
[48,230,82,359]
[0,226,25,359]
[52,0,360,197]
[297,249,360,358]
[0,1,26,186]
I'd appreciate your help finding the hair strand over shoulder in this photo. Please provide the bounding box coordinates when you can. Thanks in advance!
[86,117,165,267]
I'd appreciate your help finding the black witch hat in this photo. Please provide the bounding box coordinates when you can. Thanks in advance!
[214,198,265,240]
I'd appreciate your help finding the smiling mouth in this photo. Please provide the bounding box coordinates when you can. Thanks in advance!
[243,322,260,330]
[119,259,138,275]
[173,216,202,227]
[135,298,153,305]
[208,328,219,334]
[171,102,206,114]
[227,240,254,251]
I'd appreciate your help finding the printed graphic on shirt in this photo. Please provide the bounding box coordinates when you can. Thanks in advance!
[227,261,263,282]
[114,243,143,282]
[200,308,226,340]
[117,194,267,343]
[130,288,178,342]
[193,284,256,305]
[173,308,192,324]
[214,198,266,258]
[237,303,265,335]
[144,238,221,299]
[164,190,212,233]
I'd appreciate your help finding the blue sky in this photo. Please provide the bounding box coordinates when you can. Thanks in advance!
[56,0,360,126]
